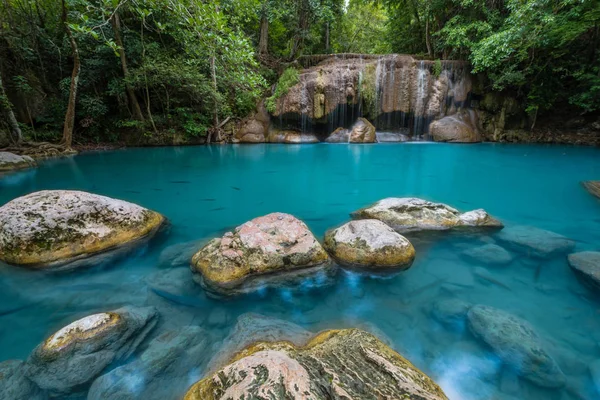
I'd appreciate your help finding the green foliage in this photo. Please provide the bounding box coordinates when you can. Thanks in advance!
[432,59,442,77]
[331,0,391,54]
[266,67,299,114]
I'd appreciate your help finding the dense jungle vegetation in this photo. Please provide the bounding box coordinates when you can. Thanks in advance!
[0,0,598,147]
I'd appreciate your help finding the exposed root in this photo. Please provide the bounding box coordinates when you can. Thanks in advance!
[1,141,78,160]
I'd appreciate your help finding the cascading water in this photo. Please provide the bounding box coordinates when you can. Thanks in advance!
[412,61,429,138]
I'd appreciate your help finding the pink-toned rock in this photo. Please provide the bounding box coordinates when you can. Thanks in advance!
[191,213,332,296]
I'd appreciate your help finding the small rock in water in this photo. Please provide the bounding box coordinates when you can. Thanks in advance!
[462,244,513,266]
[24,306,158,397]
[0,152,36,173]
[495,225,575,258]
[187,329,449,399]
[431,299,472,329]
[0,360,46,400]
[158,239,207,267]
[145,268,205,307]
[88,326,210,400]
[323,219,415,272]
[467,305,565,388]
[567,251,600,291]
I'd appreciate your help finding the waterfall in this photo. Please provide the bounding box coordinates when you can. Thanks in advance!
[413,61,429,138]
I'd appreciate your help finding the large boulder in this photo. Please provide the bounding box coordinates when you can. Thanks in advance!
[88,326,209,400]
[0,190,165,270]
[351,197,502,233]
[495,226,575,258]
[0,152,36,173]
[568,251,600,291]
[185,329,448,400]
[191,213,332,296]
[430,110,481,143]
[25,306,158,397]
[349,118,376,143]
[324,219,415,271]
[238,119,267,143]
[207,313,313,373]
[582,181,600,199]
[0,360,46,400]
[467,305,565,388]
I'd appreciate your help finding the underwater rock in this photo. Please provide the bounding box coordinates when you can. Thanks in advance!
[431,298,472,328]
[323,219,415,271]
[0,152,36,173]
[351,197,503,233]
[495,226,575,258]
[88,326,209,400]
[158,239,207,268]
[207,313,313,372]
[185,329,449,400]
[582,181,600,199]
[567,251,600,290]
[589,359,600,394]
[324,127,349,143]
[25,306,158,397]
[349,118,376,143]
[191,212,332,296]
[462,244,513,266]
[0,360,47,400]
[467,305,565,388]
[430,110,481,143]
[145,268,205,307]
[0,190,165,270]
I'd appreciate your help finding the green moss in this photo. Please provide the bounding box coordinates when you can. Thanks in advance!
[359,64,377,119]
[266,68,300,114]
[433,59,442,77]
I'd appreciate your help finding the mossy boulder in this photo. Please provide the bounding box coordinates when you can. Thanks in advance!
[351,197,502,233]
[324,219,415,271]
[185,329,448,400]
[191,212,332,296]
[25,306,158,397]
[0,190,165,270]
[0,151,36,173]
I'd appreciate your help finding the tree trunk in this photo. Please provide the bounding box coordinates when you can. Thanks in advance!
[208,55,219,143]
[258,13,269,55]
[325,21,330,53]
[425,17,433,58]
[61,0,79,149]
[111,12,145,121]
[0,73,23,144]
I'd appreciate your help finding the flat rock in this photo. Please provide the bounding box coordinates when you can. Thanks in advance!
[0,152,36,173]
[185,329,448,400]
[0,190,165,270]
[88,326,209,400]
[0,360,46,400]
[568,251,600,291]
[462,244,513,265]
[467,305,565,388]
[145,268,205,307]
[351,197,502,233]
[324,219,415,271]
[207,313,313,372]
[25,306,158,397]
[191,213,332,296]
[495,226,575,258]
[431,298,472,328]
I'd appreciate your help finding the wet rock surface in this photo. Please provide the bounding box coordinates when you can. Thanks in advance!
[349,118,376,143]
[467,305,565,388]
[495,226,575,258]
[191,213,332,296]
[0,360,47,400]
[430,110,481,143]
[351,197,503,233]
[462,244,513,265]
[0,190,165,269]
[324,219,415,271]
[0,152,36,173]
[568,251,600,290]
[88,326,209,400]
[185,329,448,400]
[25,306,158,397]
[582,181,600,199]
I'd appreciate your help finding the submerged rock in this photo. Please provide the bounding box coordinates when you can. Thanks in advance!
[323,219,415,271]
[349,118,376,143]
[430,110,481,143]
[88,326,209,400]
[0,190,165,270]
[582,181,600,199]
[185,329,448,400]
[145,268,205,307]
[351,197,502,233]
[568,251,600,290]
[467,305,565,388]
[191,213,332,296]
[431,298,472,328]
[589,359,600,394]
[158,239,208,268]
[0,360,46,400]
[462,244,513,265]
[0,152,36,173]
[495,226,575,258]
[25,306,158,397]
[207,313,313,372]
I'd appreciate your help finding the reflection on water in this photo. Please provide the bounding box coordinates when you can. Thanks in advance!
[1,143,600,399]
